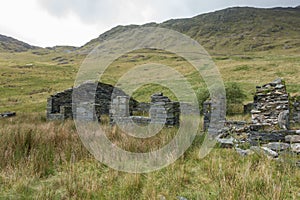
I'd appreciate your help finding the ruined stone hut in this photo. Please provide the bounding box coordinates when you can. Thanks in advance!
[47,82,137,121]
[47,82,181,126]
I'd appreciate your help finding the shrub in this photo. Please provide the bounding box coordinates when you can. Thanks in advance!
[196,82,246,115]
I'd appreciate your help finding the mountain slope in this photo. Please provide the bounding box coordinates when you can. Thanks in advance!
[0,34,39,52]
[81,6,300,54]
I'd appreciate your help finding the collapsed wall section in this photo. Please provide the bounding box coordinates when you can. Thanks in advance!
[251,78,290,130]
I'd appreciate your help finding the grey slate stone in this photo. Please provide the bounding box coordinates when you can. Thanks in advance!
[250,146,279,158]
[235,148,254,156]
[285,135,300,143]
[216,137,235,148]
[263,142,290,152]
[291,143,300,154]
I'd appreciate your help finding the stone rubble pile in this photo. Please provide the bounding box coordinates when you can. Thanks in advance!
[211,79,300,163]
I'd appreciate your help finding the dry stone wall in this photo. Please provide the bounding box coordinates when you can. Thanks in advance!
[110,93,180,126]
[291,97,300,124]
[203,100,211,131]
[47,83,181,127]
[47,82,136,121]
[150,93,180,126]
[251,78,289,130]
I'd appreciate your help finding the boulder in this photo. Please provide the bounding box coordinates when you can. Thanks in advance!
[250,146,278,158]
[285,135,300,143]
[216,137,235,148]
[0,112,16,118]
[262,142,290,151]
[278,110,290,130]
[177,197,188,200]
[291,143,300,154]
[235,147,254,156]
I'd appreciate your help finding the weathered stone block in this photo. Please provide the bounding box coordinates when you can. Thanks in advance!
[291,143,300,154]
[250,146,278,158]
[285,135,300,143]
[262,142,290,151]
[249,132,285,143]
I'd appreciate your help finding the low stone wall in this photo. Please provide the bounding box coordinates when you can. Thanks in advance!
[110,93,180,126]
[132,102,197,116]
[203,97,226,132]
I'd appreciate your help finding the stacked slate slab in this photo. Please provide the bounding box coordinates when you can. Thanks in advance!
[203,100,211,131]
[202,78,300,161]
[109,96,132,124]
[291,98,300,124]
[149,93,180,126]
[203,97,226,132]
[47,88,73,120]
[251,78,289,130]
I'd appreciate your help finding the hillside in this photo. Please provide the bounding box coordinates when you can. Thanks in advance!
[0,6,299,112]
[81,6,300,54]
[0,34,39,53]
[1,6,299,54]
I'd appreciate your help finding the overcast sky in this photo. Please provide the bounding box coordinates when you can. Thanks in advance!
[0,0,299,47]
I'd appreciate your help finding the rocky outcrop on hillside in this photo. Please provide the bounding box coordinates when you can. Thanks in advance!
[0,34,39,52]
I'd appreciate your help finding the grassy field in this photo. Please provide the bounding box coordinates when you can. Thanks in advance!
[0,48,300,113]
[0,36,300,199]
[0,113,300,199]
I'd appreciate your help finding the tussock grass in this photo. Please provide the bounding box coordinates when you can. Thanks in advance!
[0,113,299,199]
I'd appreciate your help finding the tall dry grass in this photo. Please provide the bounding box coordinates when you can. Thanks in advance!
[0,113,299,199]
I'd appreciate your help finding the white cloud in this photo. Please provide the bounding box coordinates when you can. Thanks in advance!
[38,0,300,23]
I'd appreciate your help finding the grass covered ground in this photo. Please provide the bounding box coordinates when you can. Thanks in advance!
[0,113,300,199]
[0,49,300,113]
[0,41,299,199]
